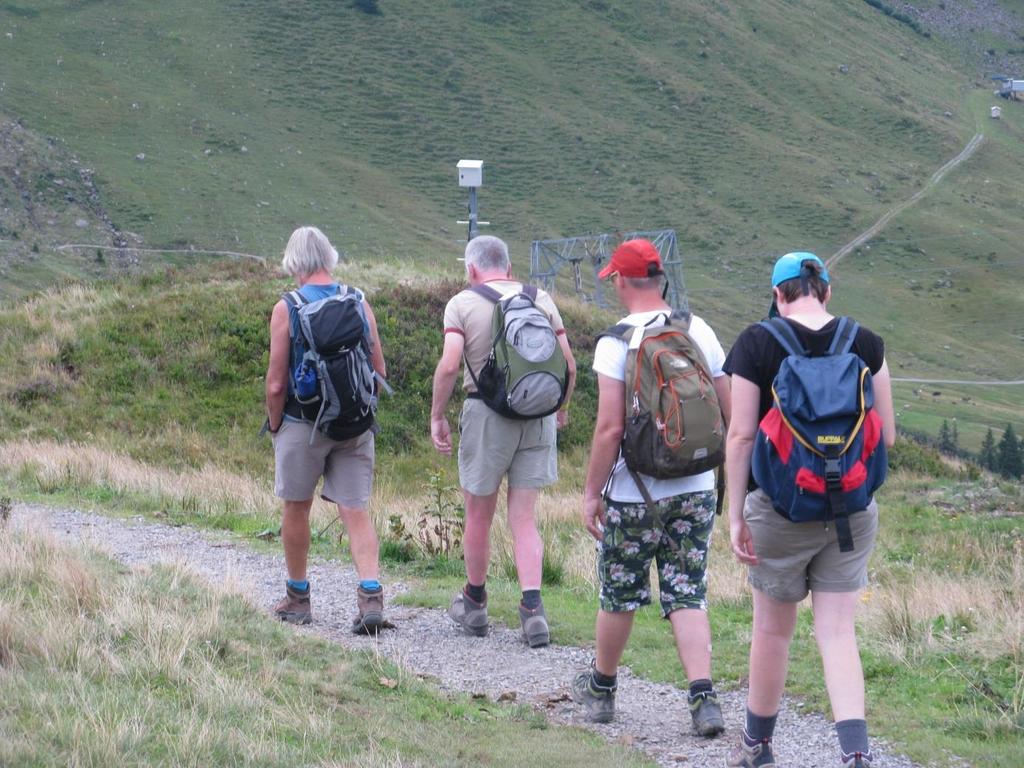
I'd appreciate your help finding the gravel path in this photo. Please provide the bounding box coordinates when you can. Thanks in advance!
[14,502,925,768]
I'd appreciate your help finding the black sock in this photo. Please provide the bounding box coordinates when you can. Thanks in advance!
[591,667,617,690]
[464,581,486,604]
[836,719,870,760]
[744,708,778,745]
[689,678,713,697]
[521,589,541,609]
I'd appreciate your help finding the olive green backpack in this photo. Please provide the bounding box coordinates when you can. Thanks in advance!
[601,311,726,511]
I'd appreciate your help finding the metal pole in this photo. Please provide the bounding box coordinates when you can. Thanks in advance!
[467,187,478,241]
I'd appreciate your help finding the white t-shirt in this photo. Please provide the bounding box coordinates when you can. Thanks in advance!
[592,310,726,502]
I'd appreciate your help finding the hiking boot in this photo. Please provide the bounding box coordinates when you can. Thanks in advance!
[842,753,873,768]
[275,583,312,625]
[725,736,775,767]
[689,689,726,737]
[448,589,488,637]
[571,667,616,723]
[351,585,385,635]
[519,600,550,648]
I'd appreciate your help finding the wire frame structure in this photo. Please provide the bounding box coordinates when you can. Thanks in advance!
[530,229,687,312]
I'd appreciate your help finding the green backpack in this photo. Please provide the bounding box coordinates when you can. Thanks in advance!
[467,283,569,420]
[601,311,725,507]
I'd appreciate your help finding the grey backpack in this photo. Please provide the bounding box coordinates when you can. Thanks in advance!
[467,284,569,420]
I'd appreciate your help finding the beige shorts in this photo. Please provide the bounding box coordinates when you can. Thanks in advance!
[457,398,557,496]
[743,488,878,603]
[273,418,374,508]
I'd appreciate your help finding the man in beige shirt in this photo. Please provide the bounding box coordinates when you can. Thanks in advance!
[431,235,576,647]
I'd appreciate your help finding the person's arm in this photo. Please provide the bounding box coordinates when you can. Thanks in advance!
[430,332,465,456]
[362,299,387,379]
[872,359,897,448]
[726,374,761,565]
[556,332,577,429]
[582,373,625,540]
[265,300,290,433]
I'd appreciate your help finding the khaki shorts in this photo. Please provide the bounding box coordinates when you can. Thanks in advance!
[743,488,878,603]
[457,398,557,495]
[273,419,374,508]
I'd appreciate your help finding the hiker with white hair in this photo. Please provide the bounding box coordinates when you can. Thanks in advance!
[265,225,390,634]
[430,234,577,647]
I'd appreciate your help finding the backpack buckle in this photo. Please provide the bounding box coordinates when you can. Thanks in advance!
[824,457,842,488]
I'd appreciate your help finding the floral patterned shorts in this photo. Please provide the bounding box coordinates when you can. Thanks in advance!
[597,490,717,616]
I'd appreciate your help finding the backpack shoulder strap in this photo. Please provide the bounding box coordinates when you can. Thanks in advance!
[597,323,632,342]
[470,284,503,303]
[759,318,808,357]
[826,316,860,356]
[668,309,692,331]
[337,283,366,302]
[521,283,538,301]
[283,289,308,308]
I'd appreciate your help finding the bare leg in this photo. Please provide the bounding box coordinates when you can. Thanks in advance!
[462,489,499,585]
[595,609,635,677]
[507,487,543,591]
[337,504,380,581]
[812,590,865,721]
[747,588,799,716]
[282,499,313,581]
[668,608,713,682]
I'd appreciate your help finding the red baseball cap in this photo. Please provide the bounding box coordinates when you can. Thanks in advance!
[598,238,663,279]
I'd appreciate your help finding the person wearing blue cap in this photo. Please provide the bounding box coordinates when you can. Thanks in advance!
[721,252,896,768]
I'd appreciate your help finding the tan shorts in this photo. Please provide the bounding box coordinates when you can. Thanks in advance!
[743,488,878,603]
[273,418,374,508]
[457,398,557,495]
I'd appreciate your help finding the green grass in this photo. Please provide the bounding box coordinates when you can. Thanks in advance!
[2,0,1023,446]
[0,525,651,767]
[397,472,1024,768]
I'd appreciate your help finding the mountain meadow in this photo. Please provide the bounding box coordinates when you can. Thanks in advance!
[1,1,1023,766]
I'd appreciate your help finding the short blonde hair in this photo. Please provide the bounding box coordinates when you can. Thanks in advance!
[281,226,339,278]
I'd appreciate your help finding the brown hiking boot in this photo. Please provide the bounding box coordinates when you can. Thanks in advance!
[351,585,385,635]
[275,583,312,625]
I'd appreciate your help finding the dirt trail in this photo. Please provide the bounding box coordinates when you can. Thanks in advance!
[12,502,927,768]
[827,133,985,269]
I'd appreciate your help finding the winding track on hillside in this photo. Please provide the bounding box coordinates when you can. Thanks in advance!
[827,133,986,269]
[13,503,927,768]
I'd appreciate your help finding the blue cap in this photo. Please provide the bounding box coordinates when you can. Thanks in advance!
[771,252,829,287]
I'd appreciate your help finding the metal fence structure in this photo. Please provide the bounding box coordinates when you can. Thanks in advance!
[529,228,687,312]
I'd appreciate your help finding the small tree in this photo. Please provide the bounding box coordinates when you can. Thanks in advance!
[980,428,998,471]
[997,424,1023,479]
[938,419,955,454]
[353,0,381,14]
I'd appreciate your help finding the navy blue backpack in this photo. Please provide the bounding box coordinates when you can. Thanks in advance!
[751,317,887,552]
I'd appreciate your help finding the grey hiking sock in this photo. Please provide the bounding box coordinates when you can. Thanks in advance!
[744,708,778,745]
[836,719,870,760]
[521,589,541,610]
[592,668,617,690]
[464,581,486,604]
[689,678,713,697]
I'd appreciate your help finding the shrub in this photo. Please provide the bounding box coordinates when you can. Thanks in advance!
[353,0,381,15]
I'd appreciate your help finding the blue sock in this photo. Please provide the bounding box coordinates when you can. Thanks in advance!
[287,578,309,593]
[359,579,382,592]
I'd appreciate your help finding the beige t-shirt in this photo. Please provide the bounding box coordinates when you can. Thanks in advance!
[443,279,567,392]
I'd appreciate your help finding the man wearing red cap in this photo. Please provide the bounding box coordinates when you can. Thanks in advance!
[572,239,732,737]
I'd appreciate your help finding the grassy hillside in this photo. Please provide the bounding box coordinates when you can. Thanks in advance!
[0,0,972,262]
[2,0,1023,447]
